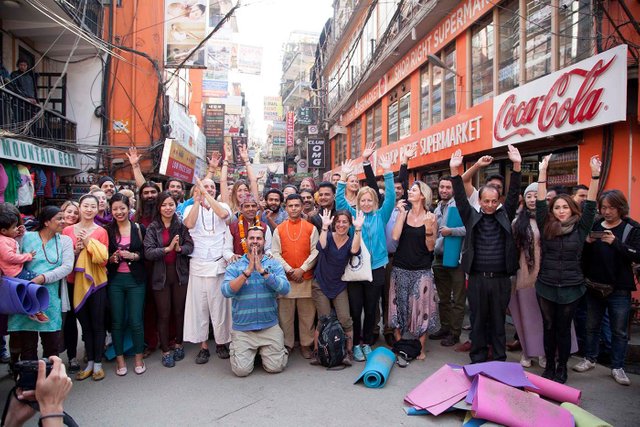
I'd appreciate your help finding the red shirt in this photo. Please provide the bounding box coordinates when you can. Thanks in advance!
[162,227,177,264]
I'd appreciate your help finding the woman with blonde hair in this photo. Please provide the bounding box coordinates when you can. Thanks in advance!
[219,145,259,215]
[336,154,395,361]
[389,181,440,360]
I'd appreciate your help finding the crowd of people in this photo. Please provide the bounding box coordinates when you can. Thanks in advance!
[0,143,638,388]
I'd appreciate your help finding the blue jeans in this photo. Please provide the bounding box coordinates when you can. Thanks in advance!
[585,290,631,369]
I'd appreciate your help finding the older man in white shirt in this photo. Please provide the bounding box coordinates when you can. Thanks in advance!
[183,178,237,363]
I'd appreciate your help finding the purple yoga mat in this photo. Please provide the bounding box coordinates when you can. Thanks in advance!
[0,276,49,315]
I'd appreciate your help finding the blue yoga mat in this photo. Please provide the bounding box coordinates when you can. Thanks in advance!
[443,206,464,268]
[354,347,395,388]
[0,276,50,315]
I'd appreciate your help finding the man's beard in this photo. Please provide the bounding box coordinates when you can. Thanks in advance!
[141,199,156,218]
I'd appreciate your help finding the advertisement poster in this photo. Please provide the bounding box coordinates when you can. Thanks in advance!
[159,139,196,182]
[264,96,283,121]
[237,44,263,75]
[203,104,225,152]
[202,73,228,97]
[285,111,295,147]
[164,1,207,67]
[225,114,241,136]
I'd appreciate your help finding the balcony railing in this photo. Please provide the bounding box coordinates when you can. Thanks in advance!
[57,0,103,38]
[0,86,77,146]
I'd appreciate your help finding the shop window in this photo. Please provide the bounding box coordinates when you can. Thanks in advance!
[498,0,520,93]
[525,0,552,82]
[443,44,457,118]
[334,134,346,166]
[420,66,430,129]
[431,64,442,125]
[350,118,361,158]
[471,14,494,105]
[388,99,399,144]
[398,93,411,139]
[547,149,578,188]
[558,0,592,68]
[366,103,382,148]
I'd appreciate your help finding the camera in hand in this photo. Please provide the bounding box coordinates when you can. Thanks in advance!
[13,360,53,390]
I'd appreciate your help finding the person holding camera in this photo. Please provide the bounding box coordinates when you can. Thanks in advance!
[573,190,640,385]
[535,154,600,384]
[2,356,72,427]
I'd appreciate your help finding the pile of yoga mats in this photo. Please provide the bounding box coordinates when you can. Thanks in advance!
[0,276,50,316]
[354,347,395,388]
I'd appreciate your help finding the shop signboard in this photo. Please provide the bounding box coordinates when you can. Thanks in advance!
[0,138,79,169]
[493,44,628,147]
[237,44,263,75]
[203,103,225,152]
[307,139,326,169]
[296,107,311,125]
[225,114,241,136]
[202,78,228,98]
[264,96,283,121]
[159,139,196,182]
[168,97,206,160]
[286,111,295,147]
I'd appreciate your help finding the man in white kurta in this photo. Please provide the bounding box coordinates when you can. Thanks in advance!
[183,179,236,363]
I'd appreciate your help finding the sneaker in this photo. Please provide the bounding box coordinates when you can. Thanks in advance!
[0,347,10,364]
[428,329,449,340]
[215,345,230,360]
[173,346,185,362]
[69,358,80,373]
[195,348,210,364]
[538,356,547,369]
[520,355,532,368]
[28,311,49,323]
[572,358,596,373]
[353,345,365,362]
[611,368,631,386]
[162,352,175,368]
[361,344,372,358]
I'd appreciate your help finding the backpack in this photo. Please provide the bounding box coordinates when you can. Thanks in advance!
[392,338,422,361]
[317,314,347,368]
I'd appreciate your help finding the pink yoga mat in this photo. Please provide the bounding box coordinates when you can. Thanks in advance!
[524,372,582,404]
[405,364,471,416]
[472,375,574,427]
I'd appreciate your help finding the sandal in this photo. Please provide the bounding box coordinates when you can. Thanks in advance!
[134,362,146,375]
[116,365,128,376]
[396,356,409,368]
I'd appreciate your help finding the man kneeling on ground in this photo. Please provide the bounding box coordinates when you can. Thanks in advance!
[222,226,290,377]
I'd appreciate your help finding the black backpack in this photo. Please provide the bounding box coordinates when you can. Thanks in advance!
[317,314,347,368]
[393,338,422,361]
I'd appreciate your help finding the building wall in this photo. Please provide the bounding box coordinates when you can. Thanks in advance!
[325,0,640,218]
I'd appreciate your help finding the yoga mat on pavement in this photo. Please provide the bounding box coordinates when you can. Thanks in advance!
[524,372,581,404]
[354,347,395,388]
[560,403,612,427]
[472,375,574,427]
[405,364,472,416]
[0,276,49,315]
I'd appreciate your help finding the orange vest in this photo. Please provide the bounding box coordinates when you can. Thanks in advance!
[276,219,315,280]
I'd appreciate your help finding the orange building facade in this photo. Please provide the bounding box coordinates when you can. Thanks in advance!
[323,0,640,218]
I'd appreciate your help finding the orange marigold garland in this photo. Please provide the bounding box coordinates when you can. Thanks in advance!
[238,214,262,254]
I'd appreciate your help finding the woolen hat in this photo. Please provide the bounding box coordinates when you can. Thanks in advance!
[524,182,538,196]
[97,176,115,187]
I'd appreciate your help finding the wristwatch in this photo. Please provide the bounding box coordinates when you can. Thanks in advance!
[260,270,269,277]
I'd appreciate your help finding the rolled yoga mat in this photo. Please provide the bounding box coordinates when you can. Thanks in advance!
[0,276,49,315]
[560,403,612,427]
[524,372,581,404]
[354,347,395,388]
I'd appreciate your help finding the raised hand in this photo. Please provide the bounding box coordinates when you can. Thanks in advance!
[401,145,417,163]
[475,155,493,168]
[424,212,437,230]
[267,164,278,174]
[193,187,203,204]
[224,143,233,161]
[126,146,141,166]
[352,209,365,230]
[35,357,72,415]
[378,152,392,171]
[208,151,222,168]
[238,145,249,164]
[450,149,464,172]
[320,208,334,229]
[507,144,522,165]
[341,159,355,177]
[253,246,263,273]
[590,155,602,177]
[539,154,552,172]
[170,235,180,251]
[256,170,266,181]
[396,199,408,214]
[362,141,377,161]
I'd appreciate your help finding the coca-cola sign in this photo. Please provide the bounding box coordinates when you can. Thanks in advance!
[493,44,627,147]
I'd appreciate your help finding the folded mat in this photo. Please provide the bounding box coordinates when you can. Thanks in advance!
[354,346,395,388]
[472,375,574,427]
[524,372,581,404]
[405,364,472,415]
[560,403,612,427]
[0,276,49,315]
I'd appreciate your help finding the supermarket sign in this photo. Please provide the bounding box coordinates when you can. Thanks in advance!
[493,44,627,147]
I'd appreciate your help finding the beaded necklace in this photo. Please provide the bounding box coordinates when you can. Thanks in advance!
[40,232,60,265]
[285,219,302,242]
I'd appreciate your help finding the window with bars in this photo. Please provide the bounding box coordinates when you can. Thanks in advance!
[525,0,552,82]
[471,14,494,105]
[443,44,457,119]
[388,100,399,144]
[420,66,429,129]
[498,0,520,93]
[431,64,442,125]
[399,93,411,139]
[558,0,592,68]
[334,133,347,166]
[350,118,361,158]
[373,103,382,148]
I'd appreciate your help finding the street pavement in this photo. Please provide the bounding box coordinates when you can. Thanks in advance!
[1,328,638,427]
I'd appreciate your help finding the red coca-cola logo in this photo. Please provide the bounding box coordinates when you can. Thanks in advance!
[494,56,616,142]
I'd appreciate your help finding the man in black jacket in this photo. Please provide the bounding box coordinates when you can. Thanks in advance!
[449,145,522,363]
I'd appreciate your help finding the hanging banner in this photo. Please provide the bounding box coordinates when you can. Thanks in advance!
[296,107,311,125]
[159,139,196,182]
[203,104,225,152]
[236,44,263,75]
[286,111,295,147]
[205,40,231,79]
[164,1,207,67]
[307,139,326,169]
[202,74,228,97]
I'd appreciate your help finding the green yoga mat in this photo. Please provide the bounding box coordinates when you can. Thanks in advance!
[560,403,612,427]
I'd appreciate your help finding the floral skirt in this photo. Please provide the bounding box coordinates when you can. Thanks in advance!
[389,267,440,337]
